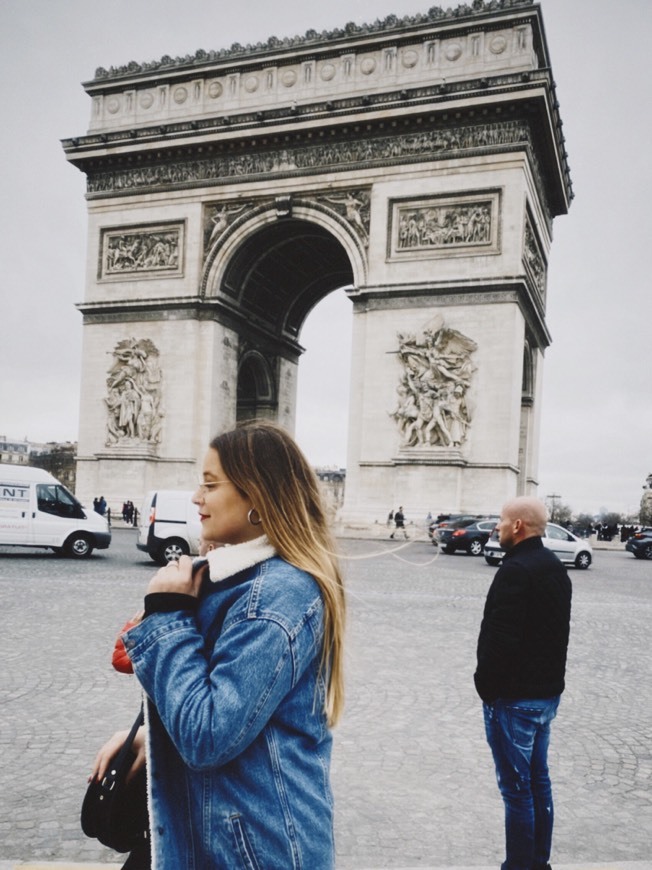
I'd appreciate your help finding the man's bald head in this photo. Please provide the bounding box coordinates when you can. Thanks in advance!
[497,496,548,550]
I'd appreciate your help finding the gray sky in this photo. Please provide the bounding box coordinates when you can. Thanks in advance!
[1,0,650,517]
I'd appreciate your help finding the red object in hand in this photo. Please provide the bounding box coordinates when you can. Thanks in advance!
[111,615,142,674]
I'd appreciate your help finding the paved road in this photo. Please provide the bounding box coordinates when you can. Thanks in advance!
[0,528,651,867]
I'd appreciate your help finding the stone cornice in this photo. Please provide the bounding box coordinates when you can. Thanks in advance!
[349,280,551,348]
[89,1,537,84]
[75,296,306,360]
[64,70,549,151]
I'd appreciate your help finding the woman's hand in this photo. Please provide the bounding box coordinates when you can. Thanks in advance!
[146,554,203,597]
[90,726,146,784]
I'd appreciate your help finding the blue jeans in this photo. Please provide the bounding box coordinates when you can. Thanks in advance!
[483,697,560,870]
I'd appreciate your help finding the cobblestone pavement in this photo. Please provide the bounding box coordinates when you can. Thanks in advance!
[0,527,651,868]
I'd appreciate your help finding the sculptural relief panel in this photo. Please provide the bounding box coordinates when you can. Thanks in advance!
[99,222,184,280]
[105,338,163,449]
[389,190,500,260]
[523,213,546,300]
[391,314,477,449]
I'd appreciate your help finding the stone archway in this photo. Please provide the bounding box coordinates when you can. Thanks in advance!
[64,0,571,521]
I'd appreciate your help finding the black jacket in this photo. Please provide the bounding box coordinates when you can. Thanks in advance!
[474,536,572,703]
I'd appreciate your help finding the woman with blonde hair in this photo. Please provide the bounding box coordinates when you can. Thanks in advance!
[93,421,345,869]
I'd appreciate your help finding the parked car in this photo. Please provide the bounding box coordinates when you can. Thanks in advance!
[484,522,592,569]
[435,517,499,555]
[428,513,488,539]
[625,528,652,560]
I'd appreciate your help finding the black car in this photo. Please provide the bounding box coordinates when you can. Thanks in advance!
[625,528,652,560]
[435,517,499,555]
[428,513,485,539]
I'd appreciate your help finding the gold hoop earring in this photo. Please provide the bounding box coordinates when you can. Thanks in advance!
[247,508,262,526]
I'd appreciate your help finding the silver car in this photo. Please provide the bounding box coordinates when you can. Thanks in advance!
[484,522,593,569]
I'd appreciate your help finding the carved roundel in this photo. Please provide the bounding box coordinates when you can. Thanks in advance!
[139,91,154,109]
[402,49,419,69]
[106,96,121,114]
[208,80,223,99]
[445,43,463,61]
[490,35,508,54]
[281,69,297,87]
[245,75,259,93]
[360,57,376,75]
[320,63,336,81]
[173,86,188,104]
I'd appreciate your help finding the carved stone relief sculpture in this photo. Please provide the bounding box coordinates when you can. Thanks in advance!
[204,202,253,252]
[391,314,477,448]
[87,121,544,224]
[523,216,546,299]
[100,223,183,279]
[390,190,500,259]
[105,338,163,448]
[397,200,492,250]
[322,190,370,246]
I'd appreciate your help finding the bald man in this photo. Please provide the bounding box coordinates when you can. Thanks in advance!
[474,497,572,870]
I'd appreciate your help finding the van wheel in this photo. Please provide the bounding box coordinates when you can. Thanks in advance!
[156,538,190,566]
[64,533,93,558]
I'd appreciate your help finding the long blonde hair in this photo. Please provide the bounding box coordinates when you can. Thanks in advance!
[210,421,346,727]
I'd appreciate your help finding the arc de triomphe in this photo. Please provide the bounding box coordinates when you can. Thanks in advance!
[63,0,571,523]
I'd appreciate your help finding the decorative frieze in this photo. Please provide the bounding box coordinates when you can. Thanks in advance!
[87,118,536,197]
[99,222,184,280]
[105,338,163,449]
[389,190,500,259]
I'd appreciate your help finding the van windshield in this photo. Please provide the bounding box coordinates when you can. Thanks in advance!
[36,484,86,520]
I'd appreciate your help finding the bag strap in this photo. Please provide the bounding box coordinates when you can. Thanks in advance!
[100,707,144,793]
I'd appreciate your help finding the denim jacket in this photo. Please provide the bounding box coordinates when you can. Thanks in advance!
[124,550,334,869]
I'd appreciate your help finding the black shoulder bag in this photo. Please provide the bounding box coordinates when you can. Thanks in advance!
[81,708,150,857]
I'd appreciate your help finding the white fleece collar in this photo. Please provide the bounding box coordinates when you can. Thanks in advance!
[205,534,276,583]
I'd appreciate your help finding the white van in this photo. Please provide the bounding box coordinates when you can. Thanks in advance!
[137,490,201,565]
[0,464,111,558]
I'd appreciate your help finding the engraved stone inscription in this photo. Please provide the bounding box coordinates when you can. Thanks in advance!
[391,315,477,448]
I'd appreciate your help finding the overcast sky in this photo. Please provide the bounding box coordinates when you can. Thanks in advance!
[1,0,650,517]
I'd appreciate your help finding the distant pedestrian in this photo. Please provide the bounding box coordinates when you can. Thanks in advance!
[390,506,408,540]
[387,509,394,527]
[474,496,572,870]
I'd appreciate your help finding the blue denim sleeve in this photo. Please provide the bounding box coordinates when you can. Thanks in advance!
[123,611,298,771]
